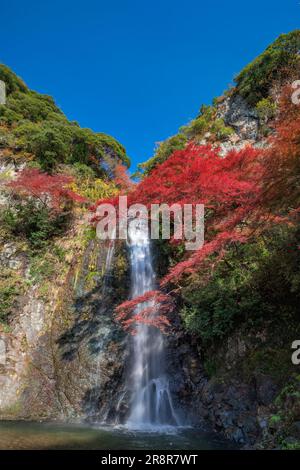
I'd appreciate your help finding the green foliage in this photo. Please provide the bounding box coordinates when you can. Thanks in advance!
[137,134,187,177]
[0,106,23,125]
[6,91,62,122]
[52,244,66,262]
[137,105,234,177]
[0,64,130,171]
[181,104,214,136]
[72,162,96,179]
[275,375,300,407]
[83,226,97,243]
[203,358,218,377]
[1,200,70,250]
[269,414,282,425]
[138,104,234,176]
[0,64,27,94]
[212,118,234,140]
[28,254,56,282]
[180,226,300,345]
[235,30,300,105]
[181,104,234,141]
[246,348,291,379]
[14,121,71,171]
[281,441,300,450]
[255,98,277,123]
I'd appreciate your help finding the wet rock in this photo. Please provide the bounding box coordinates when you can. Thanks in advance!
[225,336,247,368]
[230,427,245,444]
[291,421,300,438]
[256,375,278,406]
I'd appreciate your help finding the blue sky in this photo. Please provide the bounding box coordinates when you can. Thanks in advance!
[0,1,299,171]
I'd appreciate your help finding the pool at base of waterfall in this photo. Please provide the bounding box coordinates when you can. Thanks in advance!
[0,421,234,450]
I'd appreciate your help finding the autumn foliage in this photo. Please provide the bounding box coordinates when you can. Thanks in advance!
[93,85,300,331]
[115,290,174,334]
[7,168,86,209]
[114,164,135,193]
[3,168,86,249]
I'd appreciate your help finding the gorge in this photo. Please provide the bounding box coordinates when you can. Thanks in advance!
[0,30,300,450]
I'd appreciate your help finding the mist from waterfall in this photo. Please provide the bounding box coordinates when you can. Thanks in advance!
[126,217,179,428]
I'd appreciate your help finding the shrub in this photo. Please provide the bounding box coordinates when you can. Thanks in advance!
[0,64,27,94]
[180,227,300,344]
[7,91,62,123]
[137,134,187,177]
[29,253,57,282]
[0,64,130,172]
[255,98,277,123]
[181,105,234,142]
[2,201,70,249]
[2,168,84,249]
[13,121,72,171]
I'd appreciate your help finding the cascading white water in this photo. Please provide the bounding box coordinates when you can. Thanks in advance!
[126,218,179,428]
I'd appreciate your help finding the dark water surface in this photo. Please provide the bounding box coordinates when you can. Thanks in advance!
[0,421,232,450]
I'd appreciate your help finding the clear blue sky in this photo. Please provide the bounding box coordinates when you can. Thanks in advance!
[0,1,299,171]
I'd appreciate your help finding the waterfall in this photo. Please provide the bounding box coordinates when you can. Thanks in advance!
[126,217,179,428]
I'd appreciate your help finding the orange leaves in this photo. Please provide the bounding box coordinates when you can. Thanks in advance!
[114,164,135,193]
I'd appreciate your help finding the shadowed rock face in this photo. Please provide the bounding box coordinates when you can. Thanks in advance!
[0,235,130,423]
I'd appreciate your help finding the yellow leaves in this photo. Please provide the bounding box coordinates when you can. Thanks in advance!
[68,178,118,203]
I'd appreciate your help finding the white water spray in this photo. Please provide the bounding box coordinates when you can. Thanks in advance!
[126,218,179,428]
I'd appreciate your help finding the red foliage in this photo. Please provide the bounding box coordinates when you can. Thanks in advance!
[115,290,175,334]
[94,143,264,284]
[260,85,300,214]
[7,168,86,209]
[93,84,300,331]
[114,164,135,193]
[129,144,261,209]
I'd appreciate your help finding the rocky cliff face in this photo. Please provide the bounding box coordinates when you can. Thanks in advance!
[161,318,300,448]
[0,173,130,421]
[0,160,299,448]
[147,84,300,447]
[1,45,299,450]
